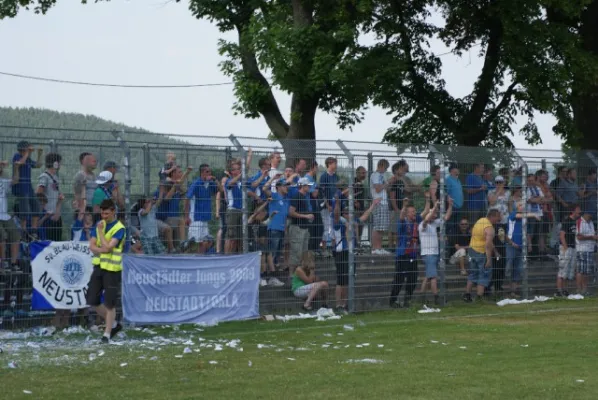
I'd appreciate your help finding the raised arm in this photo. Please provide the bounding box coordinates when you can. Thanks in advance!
[358,198,381,223]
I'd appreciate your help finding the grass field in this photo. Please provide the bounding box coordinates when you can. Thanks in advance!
[2,299,598,400]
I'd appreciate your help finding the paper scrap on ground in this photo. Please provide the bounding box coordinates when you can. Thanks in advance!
[521,344,529,348]
[209,361,218,365]
[496,296,552,307]
[418,305,441,314]
[248,361,252,367]
[343,324,354,331]
[23,391,32,395]
[273,308,341,322]
[345,359,384,364]
[120,363,127,367]
[576,379,585,383]
[568,294,584,300]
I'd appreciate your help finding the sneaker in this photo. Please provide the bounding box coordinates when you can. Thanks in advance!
[110,323,123,339]
[390,299,399,309]
[554,291,563,298]
[562,290,570,297]
[267,277,285,287]
[335,306,348,315]
[259,279,268,287]
[462,293,473,303]
[100,336,110,344]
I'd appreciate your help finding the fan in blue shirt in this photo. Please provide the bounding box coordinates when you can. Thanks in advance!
[72,209,94,241]
[185,171,219,222]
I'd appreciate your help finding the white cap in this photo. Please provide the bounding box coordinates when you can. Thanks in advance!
[297,177,313,186]
[95,171,113,185]
[494,175,505,182]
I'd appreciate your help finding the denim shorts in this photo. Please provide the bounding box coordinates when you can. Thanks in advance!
[423,254,439,278]
[506,244,524,283]
[267,229,285,259]
[467,249,491,287]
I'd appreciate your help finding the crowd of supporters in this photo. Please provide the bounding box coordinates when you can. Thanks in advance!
[1,140,597,318]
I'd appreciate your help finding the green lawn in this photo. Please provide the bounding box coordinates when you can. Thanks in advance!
[3,299,598,400]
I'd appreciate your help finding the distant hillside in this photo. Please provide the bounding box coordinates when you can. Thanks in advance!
[0,107,240,197]
[0,107,186,145]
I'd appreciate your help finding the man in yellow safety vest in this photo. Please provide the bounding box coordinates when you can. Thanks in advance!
[87,198,126,343]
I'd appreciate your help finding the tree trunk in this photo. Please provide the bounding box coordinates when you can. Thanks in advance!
[574,0,598,151]
[278,94,318,164]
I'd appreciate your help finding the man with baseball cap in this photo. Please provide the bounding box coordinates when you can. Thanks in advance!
[91,171,123,218]
[288,177,315,276]
[12,141,44,238]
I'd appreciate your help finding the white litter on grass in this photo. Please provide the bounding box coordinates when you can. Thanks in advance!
[568,294,584,300]
[287,358,296,361]
[150,356,158,361]
[521,344,529,348]
[459,346,467,350]
[88,353,97,361]
[175,355,183,358]
[209,361,218,365]
[377,344,384,348]
[26,342,40,349]
[418,305,441,314]
[576,379,585,383]
[361,343,370,347]
[274,308,341,323]
[248,361,252,367]
[183,347,193,354]
[345,359,384,364]
[257,344,269,349]
[120,363,128,367]
[496,296,552,306]
[356,345,363,348]
[98,350,105,357]
[226,339,241,349]
[23,391,32,395]
[337,333,344,336]
[183,340,194,346]
[62,326,88,335]
[323,333,332,337]
[8,361,18,368]
[430,340,439,344]
[343,325,354,331]
[138,356,146,359]
[322,344,330,348]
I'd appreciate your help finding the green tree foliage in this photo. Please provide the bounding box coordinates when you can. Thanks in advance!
[184,0,372,160]
[343,0,596,148]
[547,1,598,151]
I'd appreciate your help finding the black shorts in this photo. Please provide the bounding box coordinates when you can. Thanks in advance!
[86,266,121,309]
[333,250,350,286]
[539,215,552,234]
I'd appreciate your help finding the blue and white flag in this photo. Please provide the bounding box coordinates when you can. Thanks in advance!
[30,241,93,310]
[122,253,261,325]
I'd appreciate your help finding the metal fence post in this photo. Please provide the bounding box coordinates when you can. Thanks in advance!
[229,135,248,254]
[49,139,57,154]
[225,147,232,166]
[513,150,529,298]
[367,152,374,246]
[112,130,132,247]
[429,145,446,305]
[586,151,598,225]
[143,143,150,197]
[337,140,356,313]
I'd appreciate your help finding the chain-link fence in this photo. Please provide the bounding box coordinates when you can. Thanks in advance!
[1,127,597,329]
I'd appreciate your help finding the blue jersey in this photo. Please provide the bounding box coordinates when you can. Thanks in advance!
[186,178,218,222]
[71,219,91,241]
[12,153,36,196]
[507,211,523,247]
[268,192,289,232]
[396,215,422,257]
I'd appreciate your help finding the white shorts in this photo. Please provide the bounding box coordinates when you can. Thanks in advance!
[188,221,209,242]
[293,283,316,299]
[450,248,467,265]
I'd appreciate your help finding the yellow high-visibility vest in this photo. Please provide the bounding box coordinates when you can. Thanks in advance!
[94,220,126,272]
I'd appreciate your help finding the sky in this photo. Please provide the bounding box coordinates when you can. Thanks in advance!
[0,0,563,152]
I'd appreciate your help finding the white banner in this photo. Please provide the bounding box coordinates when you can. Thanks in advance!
[31,241,94,310]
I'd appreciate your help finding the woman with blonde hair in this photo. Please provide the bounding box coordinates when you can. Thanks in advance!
[291,252,329,311]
